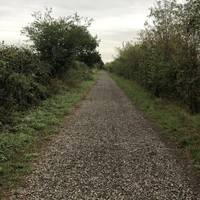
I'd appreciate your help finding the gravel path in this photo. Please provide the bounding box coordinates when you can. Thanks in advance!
[10,72,200,200]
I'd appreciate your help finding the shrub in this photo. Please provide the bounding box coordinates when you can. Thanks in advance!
[22,10,102,76]
[108,0,200,113]
[66,61,93,81]
[0,10,102,127]
[0,44,50,124]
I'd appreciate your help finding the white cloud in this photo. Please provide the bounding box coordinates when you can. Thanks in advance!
[0,0,157,62]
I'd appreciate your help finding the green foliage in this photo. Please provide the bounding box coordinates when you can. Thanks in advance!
[108,0,200,113]
[67,61,94,81]
[22,9,102,75]
[0,10,102,127]
[0,44,50,125]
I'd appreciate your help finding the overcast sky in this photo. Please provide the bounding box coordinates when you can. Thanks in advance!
[0,0,158,62]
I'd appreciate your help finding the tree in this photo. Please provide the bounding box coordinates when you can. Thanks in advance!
[22,9,101,76]
[108,0,200,113]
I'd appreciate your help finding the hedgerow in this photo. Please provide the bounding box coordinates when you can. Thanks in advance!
[0,10,103,128]
[0,44,50,125]
[107,0,200,113]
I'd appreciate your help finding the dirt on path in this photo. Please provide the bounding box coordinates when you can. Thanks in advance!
[10,71,200,199]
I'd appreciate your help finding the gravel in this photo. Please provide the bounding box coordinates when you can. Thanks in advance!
[10,71,200,199]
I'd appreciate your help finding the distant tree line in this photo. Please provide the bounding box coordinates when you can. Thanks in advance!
[107,0,200,113]
[0,9,103,126]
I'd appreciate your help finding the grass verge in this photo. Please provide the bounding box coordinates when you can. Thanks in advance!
[0,73,98,198]
[111,74,200,168]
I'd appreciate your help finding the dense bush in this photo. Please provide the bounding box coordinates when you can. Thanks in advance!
[67,61,94,81]
[22,10,102,76]
[0,44,50,124]
[108,0,200,113]
[0,10,102,127]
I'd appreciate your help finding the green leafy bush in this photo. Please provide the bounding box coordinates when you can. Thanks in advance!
[22,10,102,76]
[107,0,200,113]
[67,61,94,81]
[0,10,102,128]
[0,44,50,124]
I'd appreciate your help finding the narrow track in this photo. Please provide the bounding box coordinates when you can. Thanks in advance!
[10,72,200,200]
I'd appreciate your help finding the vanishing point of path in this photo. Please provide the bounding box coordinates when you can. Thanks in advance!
[10,72,200,199]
